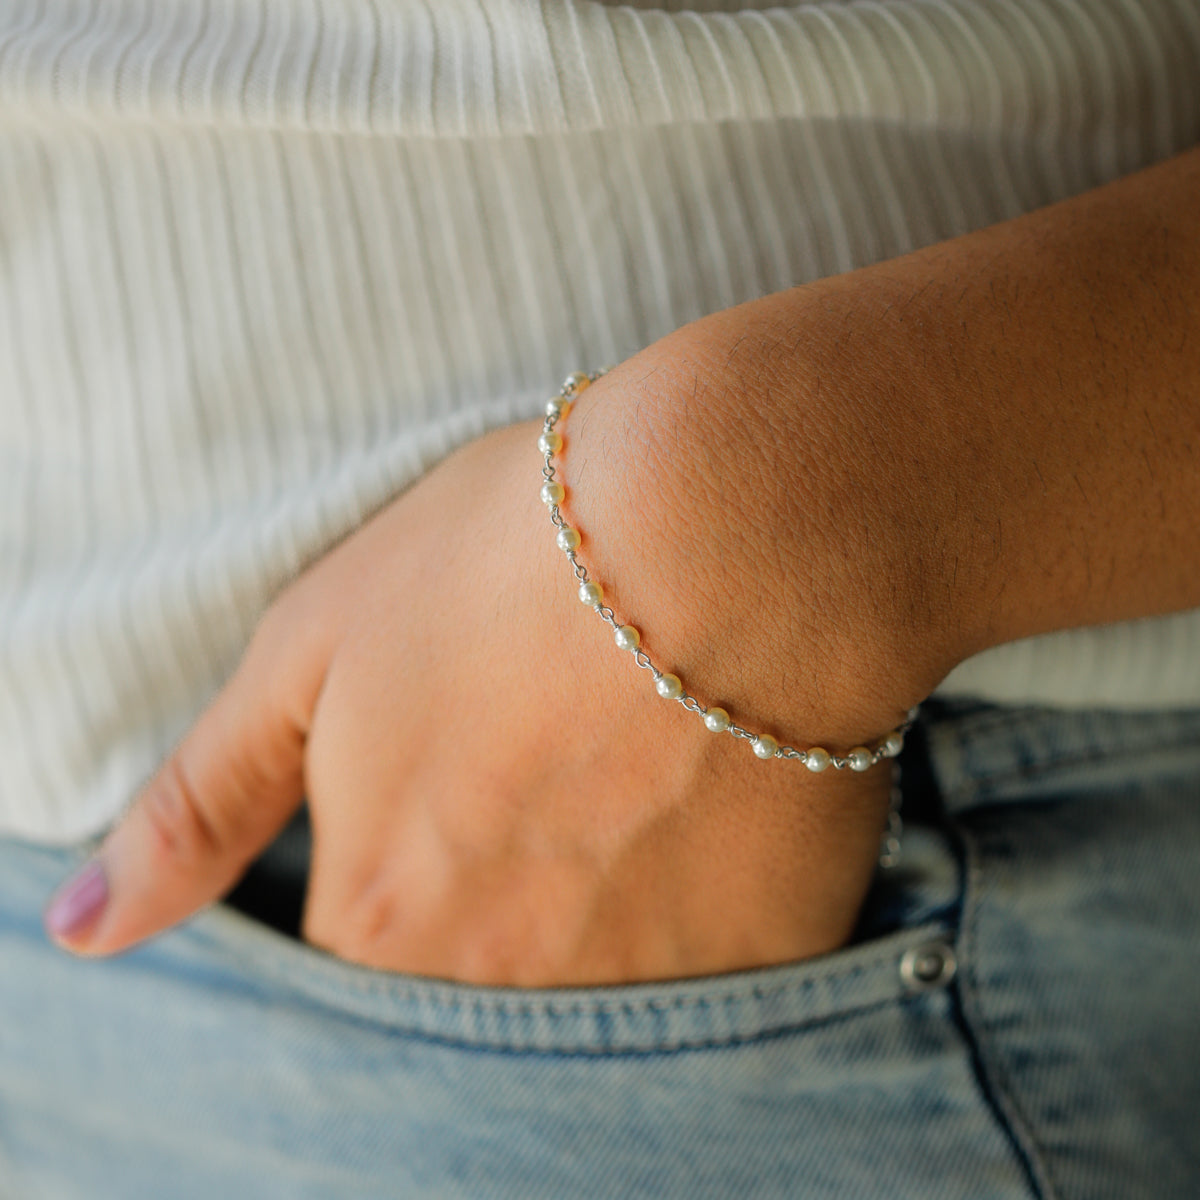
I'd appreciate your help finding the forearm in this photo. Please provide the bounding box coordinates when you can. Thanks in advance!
[672,146,1200,666]
[813,145,1200,655]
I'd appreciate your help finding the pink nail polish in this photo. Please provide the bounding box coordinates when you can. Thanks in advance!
[44,860,109,940]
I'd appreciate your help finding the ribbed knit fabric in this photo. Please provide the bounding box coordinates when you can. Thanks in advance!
[1,0,1198,842]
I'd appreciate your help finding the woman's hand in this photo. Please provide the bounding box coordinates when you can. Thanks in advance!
[42,323,956,986]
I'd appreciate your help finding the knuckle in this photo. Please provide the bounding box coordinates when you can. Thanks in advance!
[337,874,404,958]
[140,757,223,865]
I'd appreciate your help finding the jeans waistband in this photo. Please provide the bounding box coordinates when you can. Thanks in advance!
[919,699,1200,812]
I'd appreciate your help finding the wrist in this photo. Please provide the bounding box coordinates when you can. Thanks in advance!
[565,317,949,754]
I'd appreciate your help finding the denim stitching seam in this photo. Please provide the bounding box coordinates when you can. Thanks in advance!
[952,807,1060,1200]
[202,919,907,1014]
[310,992,912,1058]
[193,914,946,1053]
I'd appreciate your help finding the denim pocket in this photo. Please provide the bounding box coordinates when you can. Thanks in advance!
[193,895,959,1056]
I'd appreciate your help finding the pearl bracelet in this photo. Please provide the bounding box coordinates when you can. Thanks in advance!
[538,370,916,781]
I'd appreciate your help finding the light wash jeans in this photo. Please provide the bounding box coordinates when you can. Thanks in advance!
[1,700,1197,1199]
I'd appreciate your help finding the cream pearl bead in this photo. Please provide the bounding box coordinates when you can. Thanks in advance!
[538,430,562,455]
[578,581,603,606]
[541,480,565,506]
[753,734,779,760]
[655,673,683,700]
[562,371,591,394]
[614,625,640,651]
[805,747,831,773]
[703,706,730,733]
[556,526,581,552]
[883,732,905,757]
[847,746,873,772]
[546,397,571,419]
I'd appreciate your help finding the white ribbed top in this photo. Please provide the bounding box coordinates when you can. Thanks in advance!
[2,0,1198,841]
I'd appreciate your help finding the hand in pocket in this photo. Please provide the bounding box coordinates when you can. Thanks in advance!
[45,341,939,986]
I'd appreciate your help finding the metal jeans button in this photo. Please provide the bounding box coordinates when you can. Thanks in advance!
[899,940,957,992]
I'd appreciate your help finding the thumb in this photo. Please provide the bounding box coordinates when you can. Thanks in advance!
[44,603,330,956]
